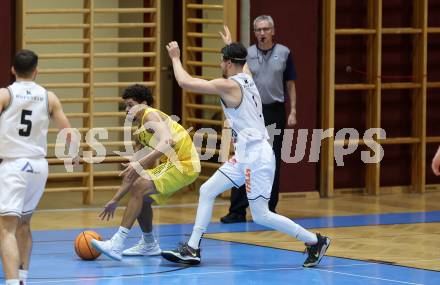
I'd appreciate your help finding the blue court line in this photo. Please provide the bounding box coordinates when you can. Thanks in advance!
[32,210,440,242]
[3,211,440,285]
[22,227,440,285]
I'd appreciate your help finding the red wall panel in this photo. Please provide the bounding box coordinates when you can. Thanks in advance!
[334,0,440,188]
[249,1,319,192]
[0,0,14,86]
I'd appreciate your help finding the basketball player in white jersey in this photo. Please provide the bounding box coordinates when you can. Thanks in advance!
[0,50,76,285]
[161,41,330,267]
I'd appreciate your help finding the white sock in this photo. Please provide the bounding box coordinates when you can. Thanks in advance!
[249,199,318,245]
[112,226,129,248]
[188,227,204,250]
[19,269,28,284]
[188,171,234,249]
[297,228,318,245]
[142,232,155,243]
[5,279,20,285]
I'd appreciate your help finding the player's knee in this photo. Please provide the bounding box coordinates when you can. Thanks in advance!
[18,220,31,233]
[131,179,149,197]
[0,225,15,238]
[0,216,19,234]
[251,209,271,226]
[131,186,143,197]
[199,182,216,200]
[20,215,31,226]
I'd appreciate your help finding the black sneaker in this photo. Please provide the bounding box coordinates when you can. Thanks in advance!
[303,233,331,268]
[220,213,246,224]
[161,243,201,265]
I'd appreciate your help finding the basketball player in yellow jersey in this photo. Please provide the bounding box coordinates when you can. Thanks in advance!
[91,84,200,261]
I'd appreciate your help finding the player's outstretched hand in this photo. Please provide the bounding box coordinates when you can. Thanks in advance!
[166,41,181,59]
[219,25,232,45]
[99,199,118,221]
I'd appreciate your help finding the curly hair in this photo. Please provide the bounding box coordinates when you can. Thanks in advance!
[122,84,154,105]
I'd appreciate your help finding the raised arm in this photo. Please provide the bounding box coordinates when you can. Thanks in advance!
[219,26,252,77]
[166,41,241,108]
[219,25,232,45]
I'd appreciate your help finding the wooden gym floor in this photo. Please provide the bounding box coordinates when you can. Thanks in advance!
[10,190,440,284]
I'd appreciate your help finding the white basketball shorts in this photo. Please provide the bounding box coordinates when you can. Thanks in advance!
[218,140,275,201]
[0,158,48,217]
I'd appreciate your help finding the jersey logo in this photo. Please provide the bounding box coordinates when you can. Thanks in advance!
[21,162,34,173]
[231,129,238,144]
[244,79,249,84]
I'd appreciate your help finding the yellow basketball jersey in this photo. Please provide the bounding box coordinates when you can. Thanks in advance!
[137,107,200,173]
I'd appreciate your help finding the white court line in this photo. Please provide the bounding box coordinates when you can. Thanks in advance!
[312,268,424,285]
[35,201,229,213]
[26,263,409,284]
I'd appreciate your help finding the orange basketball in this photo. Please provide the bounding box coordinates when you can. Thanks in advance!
[74,230,102,260]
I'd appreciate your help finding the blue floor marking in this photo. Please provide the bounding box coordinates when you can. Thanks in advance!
[1,210,439,284]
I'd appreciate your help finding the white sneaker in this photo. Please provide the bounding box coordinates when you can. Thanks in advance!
[91,239,123,261]
[123,238,161,256]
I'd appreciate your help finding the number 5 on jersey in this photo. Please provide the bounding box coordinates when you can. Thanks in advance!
[19,109,33,137]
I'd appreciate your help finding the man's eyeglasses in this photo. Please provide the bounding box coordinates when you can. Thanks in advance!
[254,27,272,33]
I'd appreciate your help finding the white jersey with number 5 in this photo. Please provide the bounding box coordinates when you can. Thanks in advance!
[221,73,269,157]
[0,81,50,158]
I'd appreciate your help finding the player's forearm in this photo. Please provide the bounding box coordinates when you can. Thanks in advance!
[55,117,72,131]
[170,58,211,93]
[138,140,175,168]
[171,58,194,89]
[287,81,297,113]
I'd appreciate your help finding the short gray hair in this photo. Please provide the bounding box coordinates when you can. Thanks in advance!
[253,15,275,29]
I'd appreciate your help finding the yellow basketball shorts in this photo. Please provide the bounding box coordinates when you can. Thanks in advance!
[146,160,199,204]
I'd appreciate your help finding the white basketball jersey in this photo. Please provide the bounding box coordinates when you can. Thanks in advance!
[221,73,269,155]
[0,81,50,158]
